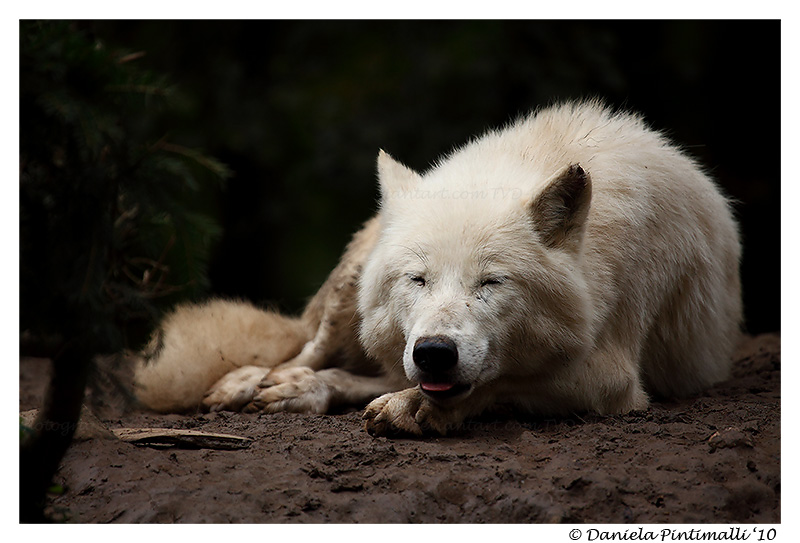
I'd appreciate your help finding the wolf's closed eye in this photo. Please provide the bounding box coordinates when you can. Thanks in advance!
[479,277,505,288]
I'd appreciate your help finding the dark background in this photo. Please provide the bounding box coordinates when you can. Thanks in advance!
[84,20,780,334]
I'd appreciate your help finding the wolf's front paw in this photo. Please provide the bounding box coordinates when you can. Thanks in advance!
[362,387,458,436]
[243,366,332,414]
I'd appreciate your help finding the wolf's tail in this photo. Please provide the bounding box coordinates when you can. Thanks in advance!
[133,299,311,412]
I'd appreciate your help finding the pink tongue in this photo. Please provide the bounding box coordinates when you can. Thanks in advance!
[421,382,454,392]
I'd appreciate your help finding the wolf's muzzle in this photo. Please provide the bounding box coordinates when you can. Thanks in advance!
[413,335,458,373]
[413,335,471,400]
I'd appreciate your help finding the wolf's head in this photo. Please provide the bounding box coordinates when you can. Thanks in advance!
[357,149,594,404]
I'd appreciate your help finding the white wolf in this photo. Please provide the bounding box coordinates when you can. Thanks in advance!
[133,101,742,436]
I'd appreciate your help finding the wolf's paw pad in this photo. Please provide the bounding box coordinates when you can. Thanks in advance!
[243,367,330,414]
[362,388,451,437]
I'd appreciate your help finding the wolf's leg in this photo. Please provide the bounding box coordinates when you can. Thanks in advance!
[597,369,649,414]
[278,217,381,372]
[279,292,355,371]
[577,340,650,414]
[241,366,401,414]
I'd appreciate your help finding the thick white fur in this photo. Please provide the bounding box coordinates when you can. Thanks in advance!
[134,101,742,435]
[133,299,310,412]
[359,101,741,433]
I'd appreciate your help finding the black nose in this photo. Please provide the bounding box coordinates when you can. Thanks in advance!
[413,336,458,373]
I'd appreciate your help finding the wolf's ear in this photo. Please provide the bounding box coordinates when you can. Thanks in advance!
[529,164,592,252]
[377,150,420,204]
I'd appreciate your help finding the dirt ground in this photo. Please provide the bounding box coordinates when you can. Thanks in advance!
[19,333,780,524]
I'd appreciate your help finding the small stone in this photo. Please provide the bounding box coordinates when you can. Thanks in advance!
[707,426,754,451]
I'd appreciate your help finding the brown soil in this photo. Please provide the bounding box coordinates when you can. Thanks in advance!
[20,334,780,523]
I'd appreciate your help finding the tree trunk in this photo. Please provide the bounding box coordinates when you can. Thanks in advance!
[19,338,91,523]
